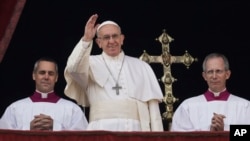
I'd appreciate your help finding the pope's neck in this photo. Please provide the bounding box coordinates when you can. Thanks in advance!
[102,51,124,60]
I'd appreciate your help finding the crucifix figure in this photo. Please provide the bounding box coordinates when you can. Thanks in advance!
[112,83,122,95]
[139,29,198,130]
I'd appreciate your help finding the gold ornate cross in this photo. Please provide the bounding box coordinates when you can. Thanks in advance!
[139,29,198,129]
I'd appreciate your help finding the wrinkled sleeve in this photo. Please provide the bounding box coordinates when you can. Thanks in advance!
[64,39,93,106]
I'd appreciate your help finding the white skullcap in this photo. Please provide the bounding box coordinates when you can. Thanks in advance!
[96,20,120,32]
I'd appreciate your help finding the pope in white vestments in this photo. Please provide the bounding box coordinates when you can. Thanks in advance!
[64,14,164,131]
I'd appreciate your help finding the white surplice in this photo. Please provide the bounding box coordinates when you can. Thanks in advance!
[171,94,250,131]
[0,97,88,131]
[64,40,164,131]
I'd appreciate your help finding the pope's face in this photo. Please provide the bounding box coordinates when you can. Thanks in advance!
[96,24,125,57]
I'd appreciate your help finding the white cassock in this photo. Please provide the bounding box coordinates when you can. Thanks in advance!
[64,40,164,131]
[0,97,88,130]
[171,94,250,131]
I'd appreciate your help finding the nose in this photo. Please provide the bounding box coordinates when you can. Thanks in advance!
[44,73,50,79]
[211,72,218,79]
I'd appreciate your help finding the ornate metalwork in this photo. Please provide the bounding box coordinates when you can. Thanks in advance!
[139,29,198,129]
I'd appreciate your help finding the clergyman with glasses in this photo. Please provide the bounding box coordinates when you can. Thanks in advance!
[170,52,250,131]
[64,14,164,131]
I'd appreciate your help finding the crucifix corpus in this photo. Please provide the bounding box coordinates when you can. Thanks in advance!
[139,29,198,129]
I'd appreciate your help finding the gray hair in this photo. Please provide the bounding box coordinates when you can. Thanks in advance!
[33,57,58,74]
[202,53,230,71]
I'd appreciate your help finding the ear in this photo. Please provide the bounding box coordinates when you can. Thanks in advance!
[32,73,35,80]
[95,38,102,48]
[225,70,231,80]
[202,72,207,81]
[120,34,125,45]
[55,75,58,82]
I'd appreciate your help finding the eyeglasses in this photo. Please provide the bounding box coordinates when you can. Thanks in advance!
[98,34,121,41]
[205,69,226,75]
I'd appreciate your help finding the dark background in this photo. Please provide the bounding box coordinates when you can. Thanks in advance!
[0,0,249,130]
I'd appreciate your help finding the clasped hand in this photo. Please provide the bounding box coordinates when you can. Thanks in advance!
[210,112,226,131]
[30,113,53,131]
